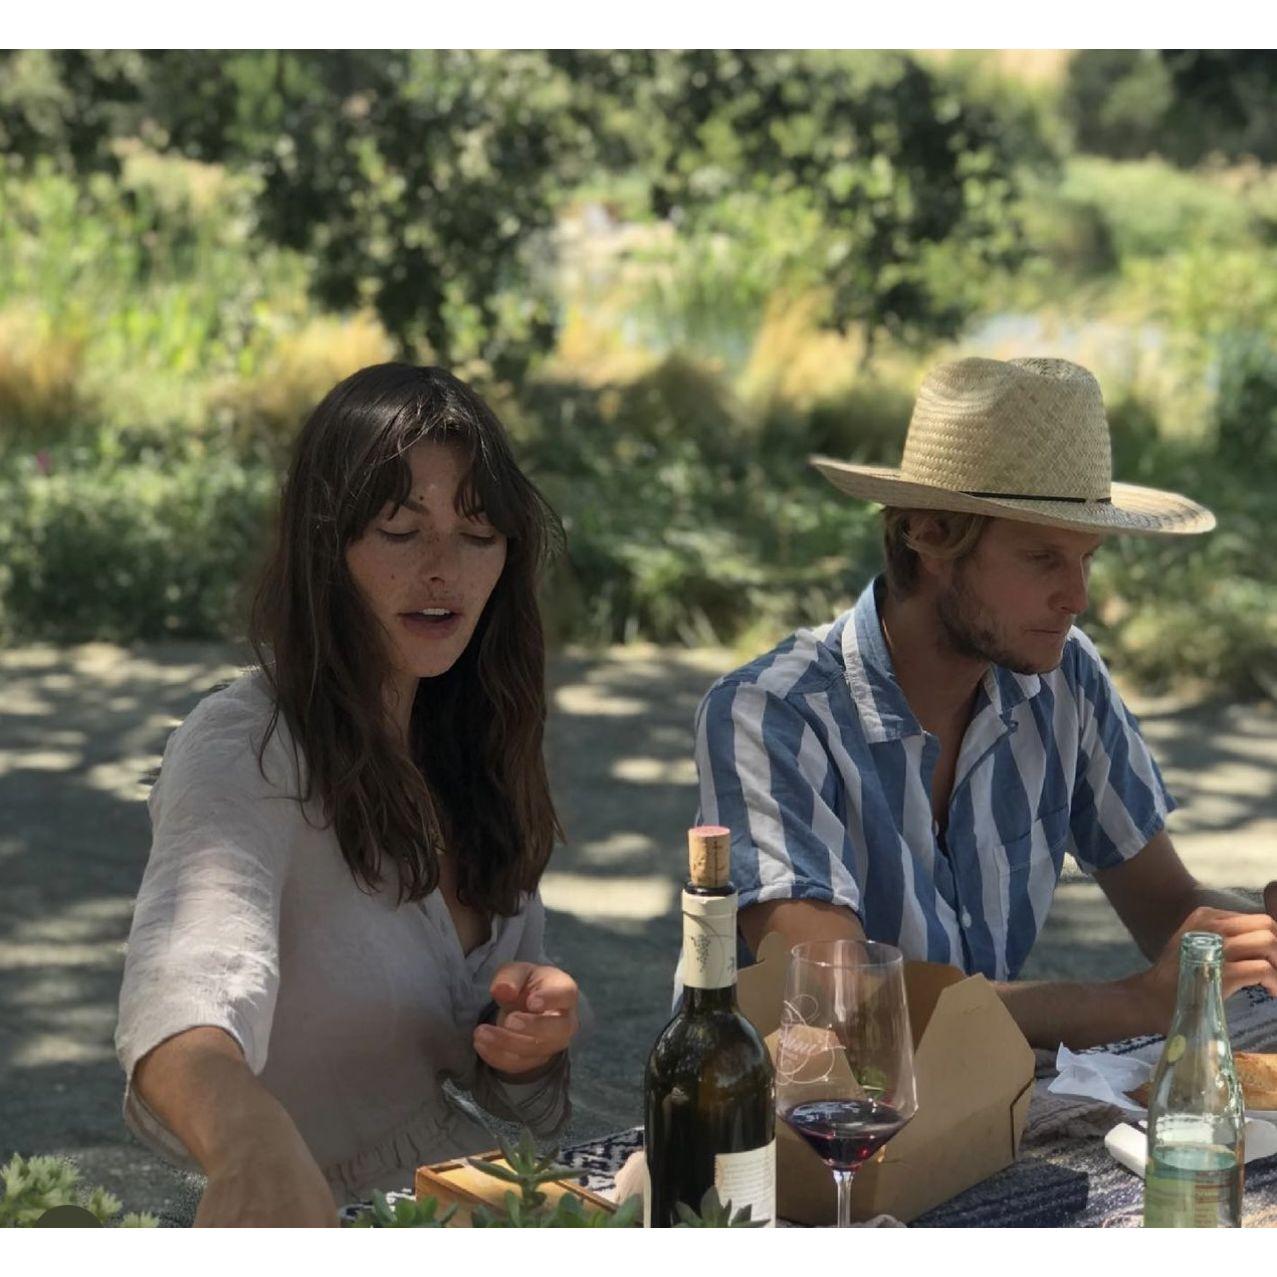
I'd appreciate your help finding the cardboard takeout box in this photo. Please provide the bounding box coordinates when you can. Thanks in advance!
[738,933,1035,1225]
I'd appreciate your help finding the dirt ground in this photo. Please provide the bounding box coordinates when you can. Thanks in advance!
[2,640,1274,1223]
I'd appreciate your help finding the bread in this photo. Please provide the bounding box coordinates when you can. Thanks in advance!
[1128,1051,1277,1110]
[1236,1051,1277,1109]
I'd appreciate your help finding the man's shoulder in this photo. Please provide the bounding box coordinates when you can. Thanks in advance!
[699,614,852,710]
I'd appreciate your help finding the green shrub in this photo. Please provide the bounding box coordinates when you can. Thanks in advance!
[0,302,89,455]
[0,455,275,643]
[1060,158,1258,264]
[519,368,882,646]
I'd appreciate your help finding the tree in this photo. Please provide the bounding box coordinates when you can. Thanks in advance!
[0,51,594,380]
[1064,50,1277,166]
[552,50,1036,361]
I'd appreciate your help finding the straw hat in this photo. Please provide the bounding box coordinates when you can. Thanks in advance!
[810,356,1215,537]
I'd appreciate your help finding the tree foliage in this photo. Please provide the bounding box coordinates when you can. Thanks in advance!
[551,50,1037,358]
[1,50,1041,372]
[1064,50,1277,166]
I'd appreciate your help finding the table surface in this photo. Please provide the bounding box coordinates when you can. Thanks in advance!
[349,986,1277,1228]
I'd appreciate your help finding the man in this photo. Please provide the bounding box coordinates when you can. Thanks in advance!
[694,355,1277,1049]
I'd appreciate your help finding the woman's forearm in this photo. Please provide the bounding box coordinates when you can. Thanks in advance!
[131,1025,314,1176]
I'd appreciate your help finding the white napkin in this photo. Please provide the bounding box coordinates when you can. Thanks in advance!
[1048,1044,1151,1112]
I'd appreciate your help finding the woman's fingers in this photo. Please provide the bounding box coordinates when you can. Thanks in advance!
[489,962,537,1008]
[489,962,579,1015]
[478,964,580,1073]
[524,966,579,1014]
[474,1023,570,1074]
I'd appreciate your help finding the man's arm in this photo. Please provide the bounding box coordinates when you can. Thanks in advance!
[742,898,1157,1049]
[739,885,1277,1052]
[1092,828,1271,960]
[739,898,867,957]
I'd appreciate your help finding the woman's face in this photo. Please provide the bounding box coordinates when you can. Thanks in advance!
[345,440,508,698]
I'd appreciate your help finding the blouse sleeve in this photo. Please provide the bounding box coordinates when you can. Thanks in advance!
[114,693,298,1169]
[471,890,578,1140]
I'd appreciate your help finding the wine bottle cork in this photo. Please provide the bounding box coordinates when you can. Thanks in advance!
[688,825,731,888]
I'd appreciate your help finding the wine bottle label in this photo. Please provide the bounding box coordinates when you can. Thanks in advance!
[681,889,737,989]
[714,1140,776,1227]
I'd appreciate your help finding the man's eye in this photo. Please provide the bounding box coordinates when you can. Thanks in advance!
[464,532,499,545]
[378,529,418,543]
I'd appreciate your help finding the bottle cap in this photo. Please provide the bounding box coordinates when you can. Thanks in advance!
[688,825,731,888]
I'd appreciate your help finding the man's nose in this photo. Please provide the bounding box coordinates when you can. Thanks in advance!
[1058,561,1089,615]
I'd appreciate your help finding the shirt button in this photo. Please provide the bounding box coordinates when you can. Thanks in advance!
[961,910,972,928]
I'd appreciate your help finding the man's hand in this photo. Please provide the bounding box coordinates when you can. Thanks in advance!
[473,962,580,1080]
[1128,903,1277,1028]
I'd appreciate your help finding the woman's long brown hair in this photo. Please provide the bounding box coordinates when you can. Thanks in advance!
[249,363,565,917]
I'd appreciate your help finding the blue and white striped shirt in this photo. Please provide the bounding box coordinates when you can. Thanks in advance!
[693,576,1175,981]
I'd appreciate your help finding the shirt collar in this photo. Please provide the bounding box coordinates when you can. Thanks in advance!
[838,575,1042,744]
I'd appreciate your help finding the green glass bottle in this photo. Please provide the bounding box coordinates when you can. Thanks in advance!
[644,826,776,1228]
[1143,932,1245,1228]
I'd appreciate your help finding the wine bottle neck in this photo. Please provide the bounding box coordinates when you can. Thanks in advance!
[683,985,737,1015]
[681,885,738,993]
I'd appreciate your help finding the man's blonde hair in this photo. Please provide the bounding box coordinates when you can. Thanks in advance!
[882,507,990,597]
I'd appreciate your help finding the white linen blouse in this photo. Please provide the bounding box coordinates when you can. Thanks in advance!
[115,670,570,1206]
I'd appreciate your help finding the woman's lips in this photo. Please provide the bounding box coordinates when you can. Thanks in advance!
[399,611,463,639]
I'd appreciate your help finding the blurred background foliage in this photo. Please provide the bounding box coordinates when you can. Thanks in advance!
[0,48,1273,697]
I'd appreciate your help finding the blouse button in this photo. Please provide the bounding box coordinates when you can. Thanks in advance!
[960,909,973,928]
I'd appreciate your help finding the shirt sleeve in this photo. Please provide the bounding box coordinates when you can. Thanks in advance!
[693,679,864,918]
[114,696,296,1169]
[1066,634,1177,875]
[470,891,574,1140]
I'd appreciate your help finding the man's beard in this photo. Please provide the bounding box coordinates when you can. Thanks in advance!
[935,568,1044,675]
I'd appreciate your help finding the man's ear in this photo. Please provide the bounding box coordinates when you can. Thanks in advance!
[909,513,950,584]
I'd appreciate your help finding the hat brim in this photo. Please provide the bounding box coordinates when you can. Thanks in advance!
[809,457,1216,538]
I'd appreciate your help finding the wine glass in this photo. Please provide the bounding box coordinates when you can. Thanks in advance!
[775,939,918,1228]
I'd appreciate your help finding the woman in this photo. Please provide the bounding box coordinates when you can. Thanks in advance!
[115,364,581,1226]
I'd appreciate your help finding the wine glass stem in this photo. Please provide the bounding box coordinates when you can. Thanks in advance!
[833,1168,856,1228]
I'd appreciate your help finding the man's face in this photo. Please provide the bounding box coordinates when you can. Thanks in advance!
[933,518,1104,675]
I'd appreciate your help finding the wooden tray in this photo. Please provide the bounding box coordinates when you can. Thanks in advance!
[414,1149,616,1227]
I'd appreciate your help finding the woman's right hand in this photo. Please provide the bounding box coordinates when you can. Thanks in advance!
[195,1135,340,1227]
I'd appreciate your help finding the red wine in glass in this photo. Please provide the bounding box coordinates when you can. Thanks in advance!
[776,940,918,1226]
[781,1098,912,1171]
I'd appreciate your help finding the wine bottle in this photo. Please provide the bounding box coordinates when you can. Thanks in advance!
[643,825,776,1228]
[1144,931,1245,1228]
